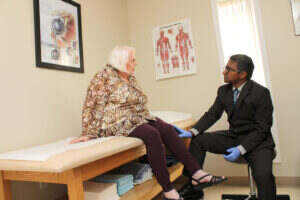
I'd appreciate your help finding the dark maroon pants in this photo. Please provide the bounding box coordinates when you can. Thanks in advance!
[128,118,200,192]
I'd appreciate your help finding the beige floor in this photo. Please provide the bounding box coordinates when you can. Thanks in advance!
[154,176,299,200]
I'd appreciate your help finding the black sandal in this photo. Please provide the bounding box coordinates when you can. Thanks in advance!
[178,183,204,198]
[190,174,227,190]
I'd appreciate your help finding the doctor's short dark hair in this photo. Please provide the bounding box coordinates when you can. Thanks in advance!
[230,54,254,80]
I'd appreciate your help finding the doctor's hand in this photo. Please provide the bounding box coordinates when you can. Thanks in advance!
[69,136,92,144]
[172,125,193,138]
[224,147,241,162]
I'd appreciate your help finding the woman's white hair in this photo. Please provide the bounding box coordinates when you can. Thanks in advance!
[108,46,135,72]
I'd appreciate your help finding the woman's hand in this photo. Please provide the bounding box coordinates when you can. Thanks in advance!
[69,135,92,144]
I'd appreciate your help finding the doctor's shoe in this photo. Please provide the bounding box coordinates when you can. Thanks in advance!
[178,183,204,200]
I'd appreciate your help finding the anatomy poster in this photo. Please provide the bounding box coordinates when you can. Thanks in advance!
[152,19,197,80]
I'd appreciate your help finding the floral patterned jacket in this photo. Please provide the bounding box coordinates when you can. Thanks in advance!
[82,65,155,138]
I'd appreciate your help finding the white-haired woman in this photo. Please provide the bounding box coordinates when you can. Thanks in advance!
[70,46,226,200]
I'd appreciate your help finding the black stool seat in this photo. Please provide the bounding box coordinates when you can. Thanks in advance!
[221,149,290,200]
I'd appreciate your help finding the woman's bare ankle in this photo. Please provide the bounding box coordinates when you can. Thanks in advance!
[164,189,180,199]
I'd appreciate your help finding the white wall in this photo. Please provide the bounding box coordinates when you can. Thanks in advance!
[0,0,129,199]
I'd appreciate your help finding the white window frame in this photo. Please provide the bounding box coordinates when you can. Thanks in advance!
[210,0,281,162]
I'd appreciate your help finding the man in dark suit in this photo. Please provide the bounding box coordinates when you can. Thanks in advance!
[178,54,276,200]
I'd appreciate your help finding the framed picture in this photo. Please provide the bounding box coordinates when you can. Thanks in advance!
[33,0,84,73]
[291,0,300,35]
[152,19,197,80]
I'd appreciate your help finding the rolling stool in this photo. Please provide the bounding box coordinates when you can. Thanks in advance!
[222,149,290,200]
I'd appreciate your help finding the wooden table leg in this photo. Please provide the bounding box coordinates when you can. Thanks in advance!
[66,168,84,200]
[0,171,12,200]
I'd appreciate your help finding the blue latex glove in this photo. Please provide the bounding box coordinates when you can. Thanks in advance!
[224,147,241,162]
[173,125,193,138]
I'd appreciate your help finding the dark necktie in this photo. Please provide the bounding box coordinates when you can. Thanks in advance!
[233,88,240,104]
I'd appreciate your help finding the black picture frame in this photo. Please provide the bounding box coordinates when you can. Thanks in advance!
[33,0,84,73]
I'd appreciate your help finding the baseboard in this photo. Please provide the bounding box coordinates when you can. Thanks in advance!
[225,176,300,186]
[275,176,300,186]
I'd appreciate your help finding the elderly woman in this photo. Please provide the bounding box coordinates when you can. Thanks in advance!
[70,46,226,200]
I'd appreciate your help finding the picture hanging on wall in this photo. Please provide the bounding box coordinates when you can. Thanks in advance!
[33,0,84,73]
[152,19,197,80]
[291,0,300,35]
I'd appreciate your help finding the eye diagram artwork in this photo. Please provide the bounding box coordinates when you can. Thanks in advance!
[34,0,84,73]
[50,11,77,62]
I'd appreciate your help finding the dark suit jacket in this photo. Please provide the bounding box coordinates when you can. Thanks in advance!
[192,80,275,153]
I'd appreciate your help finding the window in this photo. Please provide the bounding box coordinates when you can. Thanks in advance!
[212,0,267,86]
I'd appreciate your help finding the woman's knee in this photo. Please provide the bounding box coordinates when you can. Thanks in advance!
[130,124,158,139]
[152,119,173,132]
[139,128,161,144]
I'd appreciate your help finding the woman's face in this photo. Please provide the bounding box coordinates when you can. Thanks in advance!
[126,51,136,75]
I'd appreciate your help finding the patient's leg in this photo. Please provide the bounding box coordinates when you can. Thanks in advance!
[128,123,173,192]
[148,118,200,176]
